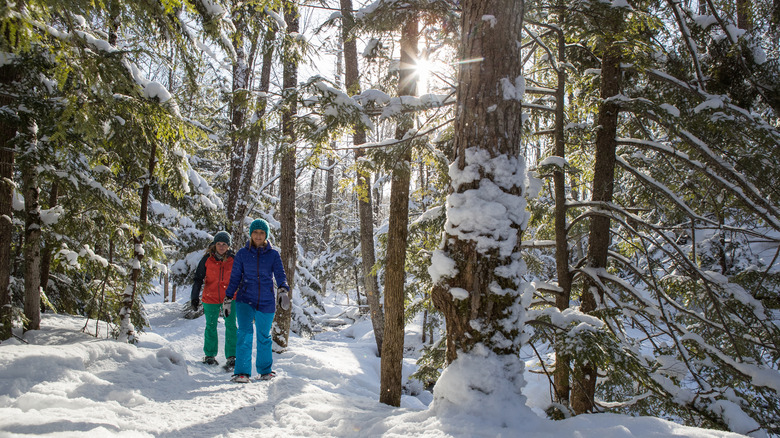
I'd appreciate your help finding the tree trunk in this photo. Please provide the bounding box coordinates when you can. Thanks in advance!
[341,0,384,354]
[119,142,157,343]
[430,0,526,364]
[273,1,299,348]
[40,181,58,295]
[232,26,276,247]
[552,4,572,407]
[380,14,418,407]
[571,45,621,415]
[0,62,18,341]
[736,0,752,31]
[21,122,41,331]
[226,7,260,232]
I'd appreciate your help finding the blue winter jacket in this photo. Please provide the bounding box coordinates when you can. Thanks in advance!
[224,240,289,312]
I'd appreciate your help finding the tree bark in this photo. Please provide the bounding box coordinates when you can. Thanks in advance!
[40,181,58,295]
[273,1,299,348]
[341,0,384,355]
[430,0,526,365]
[736,0,752,32]
[0,62,18,341]
[380,14,418,407]
[21,121,41,331]
[232,25,276,247]
[571,45,621,415]
[552,4,572,406]
[120,141,157,343]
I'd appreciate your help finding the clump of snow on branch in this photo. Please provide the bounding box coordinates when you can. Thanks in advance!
[539,155,569,168]
[446,148,529,257]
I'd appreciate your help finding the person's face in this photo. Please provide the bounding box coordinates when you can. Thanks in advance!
[251,229,267,247]
[215,241,229,255]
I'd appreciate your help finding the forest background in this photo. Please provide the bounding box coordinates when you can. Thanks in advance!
[0,0,779,436]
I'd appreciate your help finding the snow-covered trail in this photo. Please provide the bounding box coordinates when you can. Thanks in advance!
[133,302,419,437]
[0,300,748,437]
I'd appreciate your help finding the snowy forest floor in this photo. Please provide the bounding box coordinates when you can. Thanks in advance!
[0,296,746,437]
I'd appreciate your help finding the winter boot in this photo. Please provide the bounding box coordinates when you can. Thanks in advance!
[203,356,219,366]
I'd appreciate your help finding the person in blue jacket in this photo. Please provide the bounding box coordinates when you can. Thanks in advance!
[223,218,290,383]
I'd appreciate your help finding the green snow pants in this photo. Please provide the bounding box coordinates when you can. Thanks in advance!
[203,301,237,358]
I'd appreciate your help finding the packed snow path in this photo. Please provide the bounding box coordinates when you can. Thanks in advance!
[0,301,746,437]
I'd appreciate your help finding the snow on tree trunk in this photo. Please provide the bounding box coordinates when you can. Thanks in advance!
[341,0,384,356]
[226,23,252,231]
[120,142,156,344]
[21,121,41,331]
[233,26,276,248]
[429,0,530,415]
[379,13,418,408]
[273,1,299,349]
[39,182,58,296]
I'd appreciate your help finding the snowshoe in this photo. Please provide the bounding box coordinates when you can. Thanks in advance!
[231,374,250,383]
[203,356,219,366]
[257,371,276,381]
[222,356,235,372]
[182,301,204,320]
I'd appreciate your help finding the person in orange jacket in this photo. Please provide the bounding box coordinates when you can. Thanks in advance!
[190,231,237,369]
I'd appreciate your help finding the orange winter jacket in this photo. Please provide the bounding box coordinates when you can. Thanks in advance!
[190,250,235,305]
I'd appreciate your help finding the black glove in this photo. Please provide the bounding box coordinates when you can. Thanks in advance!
[277,288,290,311]
[223,297,233,318]
[191,297,200,311]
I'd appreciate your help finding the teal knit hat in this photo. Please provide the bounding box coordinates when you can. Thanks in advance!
[212,231,232,246]
[249,219,270,238]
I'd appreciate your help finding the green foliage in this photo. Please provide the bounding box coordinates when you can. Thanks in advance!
[410,337,445,389]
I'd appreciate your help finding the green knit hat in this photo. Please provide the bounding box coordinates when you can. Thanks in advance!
[249,219,270,238]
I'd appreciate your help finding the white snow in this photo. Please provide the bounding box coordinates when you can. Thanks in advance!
[659,103,680,117]
[539,155,568,168]
[482,15,497,28]
[0,298,749,438]
[446,148,529,257]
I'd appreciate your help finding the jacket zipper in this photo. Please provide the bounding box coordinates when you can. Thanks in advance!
[257,252,260,310]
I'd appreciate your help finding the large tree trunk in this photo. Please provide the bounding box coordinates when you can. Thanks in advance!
[571,45,621,415]
[341,0,384,355]
[273,1,299,348]
[21,121,41,331]
[552,8,572,406]
[0,62,18,341]
[430,0,526,364]
[380,14,418,407]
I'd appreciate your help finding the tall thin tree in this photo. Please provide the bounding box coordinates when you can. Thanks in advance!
[274,0,300,348]
[341,0,384,355]
[380,12,418,407]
